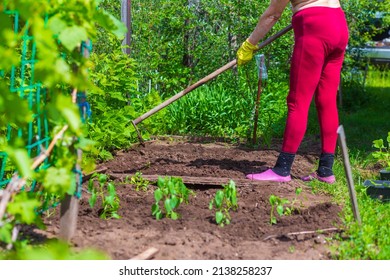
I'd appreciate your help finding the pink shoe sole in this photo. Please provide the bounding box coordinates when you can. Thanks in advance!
[246,169,291,182]
[301,172,336,184]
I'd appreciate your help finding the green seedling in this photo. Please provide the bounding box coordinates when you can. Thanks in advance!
[209,180,238,227]
[372,132,390,171]
[269,187,302,225]
[151,176,194,220]
[125,171,150,191]
[88,173,121,219]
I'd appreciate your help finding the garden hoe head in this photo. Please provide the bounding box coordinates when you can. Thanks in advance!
[131,120,145,145]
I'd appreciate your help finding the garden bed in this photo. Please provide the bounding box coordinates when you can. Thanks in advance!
[43,139,343,260]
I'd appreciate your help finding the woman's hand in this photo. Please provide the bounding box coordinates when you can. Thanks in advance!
[236,39,259,66]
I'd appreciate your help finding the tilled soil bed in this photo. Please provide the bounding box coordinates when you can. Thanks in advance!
[44,138,343,260]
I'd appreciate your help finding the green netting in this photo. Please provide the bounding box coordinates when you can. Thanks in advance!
[0,10,50,187]
[0,10,86,204]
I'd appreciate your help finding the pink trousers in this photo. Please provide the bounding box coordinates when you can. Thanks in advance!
[282,7,349,154]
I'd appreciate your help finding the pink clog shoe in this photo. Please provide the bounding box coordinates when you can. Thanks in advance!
[246,169,291,182]
[301,172,336,184]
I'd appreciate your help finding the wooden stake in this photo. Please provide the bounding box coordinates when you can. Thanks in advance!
[130,247,159,260]
[59,193,79,242]
[81,167,108,183]
[263,227,341,241]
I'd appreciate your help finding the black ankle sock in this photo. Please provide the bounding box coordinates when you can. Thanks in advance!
[272,152,295,176]
[317,153,334,177]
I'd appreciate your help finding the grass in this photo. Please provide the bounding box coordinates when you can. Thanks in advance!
[307,67,390,259]
[339,69,390,152]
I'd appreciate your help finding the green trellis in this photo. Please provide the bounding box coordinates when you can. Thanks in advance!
[0,9,87,203]
[0,10,51,188]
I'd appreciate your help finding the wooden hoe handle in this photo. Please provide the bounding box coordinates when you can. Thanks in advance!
[132,25,293,127]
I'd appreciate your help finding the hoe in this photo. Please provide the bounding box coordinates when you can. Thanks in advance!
[130,25,293,143]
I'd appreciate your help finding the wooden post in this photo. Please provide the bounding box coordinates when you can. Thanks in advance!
[59,40,92,241]
[59,193,80,242]
[121,0,132,55]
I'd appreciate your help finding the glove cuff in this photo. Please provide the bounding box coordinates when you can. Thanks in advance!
[244,39,259,51]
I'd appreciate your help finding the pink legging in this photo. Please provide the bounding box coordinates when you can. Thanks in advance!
[282,7,349,154]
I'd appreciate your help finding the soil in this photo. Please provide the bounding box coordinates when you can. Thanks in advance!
[42,138,343,260]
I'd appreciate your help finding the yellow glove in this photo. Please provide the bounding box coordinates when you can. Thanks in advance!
[236,39,259,66]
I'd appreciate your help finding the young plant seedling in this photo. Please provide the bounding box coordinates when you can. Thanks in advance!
[269,187,302,225]
[372,132,390,171]
[151,176,194,220]
[88,173,121,219]
[125,171,150,191]
[209,180,238,227]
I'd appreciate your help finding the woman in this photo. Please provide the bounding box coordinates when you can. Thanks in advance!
[237,0,349,184]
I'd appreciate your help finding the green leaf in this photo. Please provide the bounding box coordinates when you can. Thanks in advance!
[0,223,13,244]
[111,213,121,219]
[215,190,224,208]
[88,179,95,193]
[170,195,179,209]
[104,194,115,205]
[373,139,384,149]
[167,180,175,195]
[98,174,108,184]
[151,203,163,220]
[58,26,88,51]
[48,16,67,34]
[75,137,96,151]
[271,217,277,225]
[164,199,173,212]
[151,203,160,215]
[7,193,41,224]
[89,191,97,208]
[94,10,127,39]
[215,211,224,224]
[42,167,73,195]
[107,183,116,197]
[154,189,163,202]
[170,211,178,220]
[6,147,32,178]
[276,205,284,216]
[157,177,165,188]
[49,94,81,134]
[269,195,277,205]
